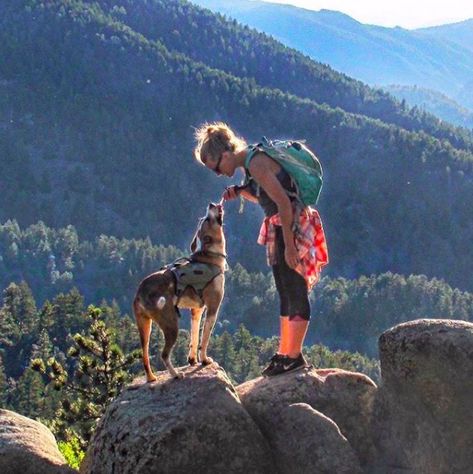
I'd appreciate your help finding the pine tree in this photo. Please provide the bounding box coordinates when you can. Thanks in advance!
[0,282,38,378]
[0,354,8,408]
[233,324,252,352]
[211,331,236,375]
[2,281,37,334]
[46,288,85,353]
[10,368,46,419]
[0,282,37,348]
[31,329,54,361]
[31,306,141,447]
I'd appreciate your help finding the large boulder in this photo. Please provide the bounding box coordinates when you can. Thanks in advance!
[237,368,377,469]
[374,319,473,474]
[0,409,73,474]
[270,402,362,474]
[81,363,275,474]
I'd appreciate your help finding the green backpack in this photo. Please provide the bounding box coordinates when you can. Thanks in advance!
[243,137,323,207]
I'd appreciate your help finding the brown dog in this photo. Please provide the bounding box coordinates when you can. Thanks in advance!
[133,203,226,381]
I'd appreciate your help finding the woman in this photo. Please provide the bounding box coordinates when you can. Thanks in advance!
[193,122,328,376]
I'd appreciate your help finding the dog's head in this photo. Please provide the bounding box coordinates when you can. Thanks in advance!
[190,202,225,254]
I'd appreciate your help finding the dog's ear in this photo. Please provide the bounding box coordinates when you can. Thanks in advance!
[190,221,201,253]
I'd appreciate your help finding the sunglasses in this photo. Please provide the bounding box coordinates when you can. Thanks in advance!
[211,153,223,175]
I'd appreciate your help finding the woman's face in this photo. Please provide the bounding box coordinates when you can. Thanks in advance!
[204,151,234,177]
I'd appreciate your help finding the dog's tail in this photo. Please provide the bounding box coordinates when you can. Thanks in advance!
[157,296,166,310]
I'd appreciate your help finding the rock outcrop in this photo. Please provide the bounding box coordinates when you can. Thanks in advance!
[266,402,362,474]
[0,409,73,474]
[237,367,377,468]
[373,318,473,474]
[81,364,275,474]
[80,318,473,474]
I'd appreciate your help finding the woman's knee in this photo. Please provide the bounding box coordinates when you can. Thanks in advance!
[288,312,310,321]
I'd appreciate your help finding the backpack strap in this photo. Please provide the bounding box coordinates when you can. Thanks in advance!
[244,144,260,169]
[242,142,263,198]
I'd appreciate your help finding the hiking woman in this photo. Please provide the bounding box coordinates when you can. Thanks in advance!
[193,122,328,376]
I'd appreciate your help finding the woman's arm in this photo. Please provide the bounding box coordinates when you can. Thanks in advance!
[238,187,259,203]
[248,153,299,269]
[221,185,259,203]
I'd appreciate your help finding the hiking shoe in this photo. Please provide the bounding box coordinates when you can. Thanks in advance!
[280,353,310,374]
[263,353,310,377]
[261,353,286,377]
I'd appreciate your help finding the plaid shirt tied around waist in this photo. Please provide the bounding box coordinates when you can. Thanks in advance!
[257,205,329,292]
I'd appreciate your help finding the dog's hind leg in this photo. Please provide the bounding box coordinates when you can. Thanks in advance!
[188,308,204,365]
[135,307,157,383]
[199,306,220,366]
[161,317,183,379]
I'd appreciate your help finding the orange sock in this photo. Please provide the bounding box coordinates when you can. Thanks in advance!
[278,316,290,354]
[287,316,309,358]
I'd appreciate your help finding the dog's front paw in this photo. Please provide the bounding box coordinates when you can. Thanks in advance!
[174,372,185,380]
[201,356,214,366]
[187,356,198,366]
[146,375,158,383]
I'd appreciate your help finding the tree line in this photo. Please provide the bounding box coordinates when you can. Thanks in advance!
[0,281,379,463]
[1,220,472,358]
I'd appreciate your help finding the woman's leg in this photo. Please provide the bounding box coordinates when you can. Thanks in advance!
[272,262,290,354]
[275,227,311,359]
[286,316,310,359]
[279,316,290,354]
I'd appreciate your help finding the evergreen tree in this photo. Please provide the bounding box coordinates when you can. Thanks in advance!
[46,288,85,353]
[10,368,47,419]
[0,282,38,377]
[0,355,8,408]
[210,331,236,375]
[31,328,54,361]
[0,281,37,345]
[32,306,141,447]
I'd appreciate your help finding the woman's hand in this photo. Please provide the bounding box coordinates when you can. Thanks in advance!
[285,242,299,269]
[221,185,240,201]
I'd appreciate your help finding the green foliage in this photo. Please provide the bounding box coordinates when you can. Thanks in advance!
[115,0,473,152]
[9,368,48,419]
[8,278,468,465]
[1,219,473,359]
[0,282,39,378]
[207,325,380,385]
[385,85,473,130]
[31,306,141,447]
[312,273,473,357]
[0,354,8,408]
[0,0,472,296]
[58,436,85,470]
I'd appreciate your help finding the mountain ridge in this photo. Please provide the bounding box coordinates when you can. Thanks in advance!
[192,0,473,110]
[1,0,473,293]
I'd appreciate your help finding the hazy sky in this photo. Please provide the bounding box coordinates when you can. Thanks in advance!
[260,0,473,29]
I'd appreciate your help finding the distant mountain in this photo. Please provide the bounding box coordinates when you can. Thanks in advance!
[1,0,473,294]
[192,0,473,109]
[384,85,473,129]
[417,19,473,53]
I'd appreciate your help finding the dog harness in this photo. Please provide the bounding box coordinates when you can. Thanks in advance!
[165,257,223,300]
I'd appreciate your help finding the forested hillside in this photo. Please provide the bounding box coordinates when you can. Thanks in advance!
[2,2,473,467]
[1,0,473,294]
[121,0,473,151]
[193,0,473,113]
[384,85,473,130]
[2,220,472,357]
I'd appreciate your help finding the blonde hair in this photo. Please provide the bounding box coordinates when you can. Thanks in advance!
[193,121,247,165]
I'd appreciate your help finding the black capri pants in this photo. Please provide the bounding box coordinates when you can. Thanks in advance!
[272,226,311,320]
